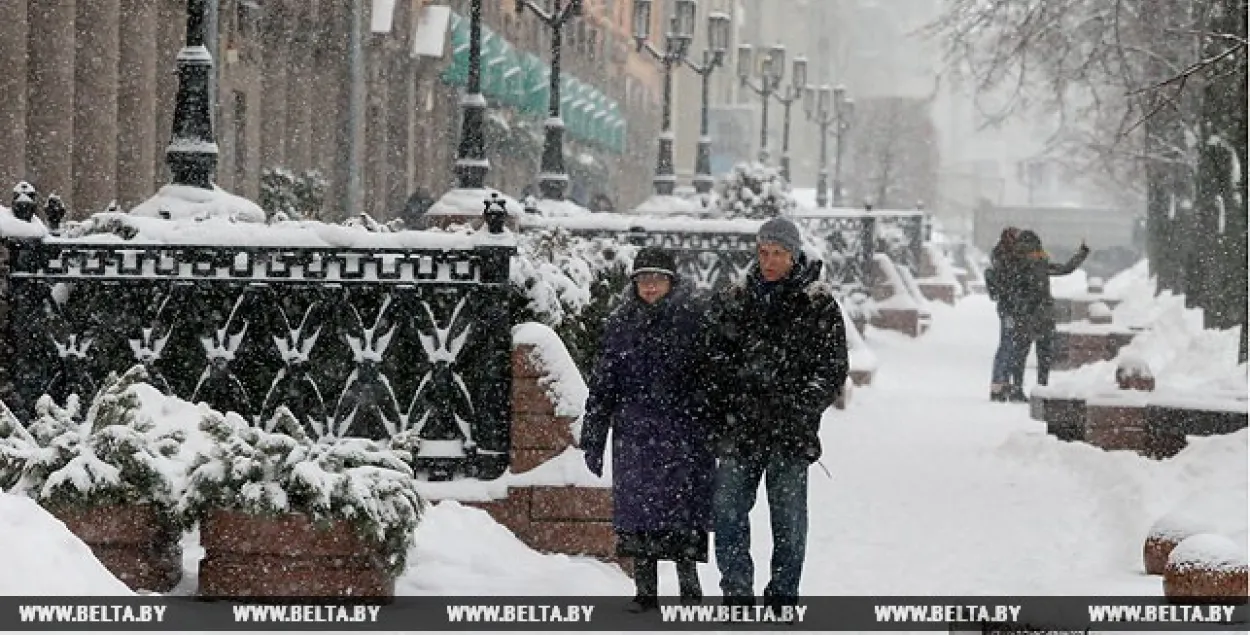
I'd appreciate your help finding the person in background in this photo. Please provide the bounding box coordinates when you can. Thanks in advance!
[983,227,1024,402]
[580,247,715,611]
[1008,230,1090,395]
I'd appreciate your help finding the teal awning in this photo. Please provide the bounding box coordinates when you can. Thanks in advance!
[439,12,626,154]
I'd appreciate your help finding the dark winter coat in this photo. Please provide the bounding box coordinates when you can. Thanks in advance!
[985,245,1027,317]
[703,256,849,462]
[579,281,715,533]
[1011,247,1090,337]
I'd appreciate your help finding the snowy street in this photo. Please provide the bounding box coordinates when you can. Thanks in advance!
[393,294,1243,599]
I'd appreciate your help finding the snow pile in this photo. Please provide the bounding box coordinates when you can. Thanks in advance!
[426,188,523,219]
[532,198,593,218]
[843,302,879,373]
[0,494,133,595]
[1049,267,1089,299]
[1167,534,1248,572]
[871,254,919,310]
[1103,259,1151,300]
[633,194,705,216]
[56,212,492,249]
[513,323,589,430]
[400,501,628,594]
[917,243,964,293]
[130,184,266,223]
[1041,276,1245,405]
[0,203,49,238]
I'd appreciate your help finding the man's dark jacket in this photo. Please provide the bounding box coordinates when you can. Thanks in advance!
[701,256,849,462]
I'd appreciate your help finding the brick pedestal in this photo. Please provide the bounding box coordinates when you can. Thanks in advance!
[1085,404,1148,453]
[1145,405,1248,459]
[197,510,394,598]
[511,345,575,473]
[1041,398,1087,441]
[916,281,957,305]
[1052,330,1136,371]
[49,504,182,593]
[439,341,624,574]
[870,308,922,337]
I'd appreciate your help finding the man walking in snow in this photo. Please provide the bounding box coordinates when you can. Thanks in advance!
[703,217,849,607]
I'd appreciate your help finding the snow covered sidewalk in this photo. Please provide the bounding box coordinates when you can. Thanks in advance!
[2,294,1244,634]
[393,294,1244,599]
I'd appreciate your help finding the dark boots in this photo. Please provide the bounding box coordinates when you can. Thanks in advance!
[628,558,703,612]
[628,558,659,612]
[677,559,702,604]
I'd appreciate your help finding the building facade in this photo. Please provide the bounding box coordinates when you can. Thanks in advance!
[0,0,663,219]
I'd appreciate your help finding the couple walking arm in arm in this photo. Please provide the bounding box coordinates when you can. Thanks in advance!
[581,217,849,612]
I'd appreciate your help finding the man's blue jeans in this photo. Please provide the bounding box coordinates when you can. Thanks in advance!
[991,315,1016,385]
[714,447,809,602]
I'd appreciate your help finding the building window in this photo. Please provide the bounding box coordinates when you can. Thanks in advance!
[588,28,598,60]
[233,91,248,189]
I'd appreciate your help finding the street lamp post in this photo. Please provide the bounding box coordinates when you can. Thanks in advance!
[681,11,730,195]
[737,43,786,164]
[166,0,219,189]
[516,0,584,201]
[804,84,853,208]
[772,55,806,184]
[453,0,489,189]
[830,86,854,206]
[633,0,696,196]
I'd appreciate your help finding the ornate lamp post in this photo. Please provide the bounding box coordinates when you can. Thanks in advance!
[804,84,853,208]
[682,11,730,194]
[830,85,854,206]
[633,0,696,196]
[772,55,806,184]
[453,0,489,189]
[516,0,585,201]
[737,43,786,163]
[166,0,219,189]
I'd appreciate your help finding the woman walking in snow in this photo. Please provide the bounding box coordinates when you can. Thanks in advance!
[580,247,715,612]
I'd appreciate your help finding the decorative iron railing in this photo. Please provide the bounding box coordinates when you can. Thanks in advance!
[0,204,516,482]
[520,207,931,295]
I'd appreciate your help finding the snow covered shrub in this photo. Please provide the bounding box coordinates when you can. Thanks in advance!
[0,366,186,527]
[179,406,425,576]
[261,168,328,221]
[714,162,796,218]
[510,227,635,374]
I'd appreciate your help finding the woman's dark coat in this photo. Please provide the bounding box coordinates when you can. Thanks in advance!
[579,281,715,534]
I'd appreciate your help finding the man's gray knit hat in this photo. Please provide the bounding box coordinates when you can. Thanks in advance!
[757,217,803,255]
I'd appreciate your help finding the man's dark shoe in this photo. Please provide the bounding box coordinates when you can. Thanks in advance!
[1007,386,1029,402]
[626,597,658,613]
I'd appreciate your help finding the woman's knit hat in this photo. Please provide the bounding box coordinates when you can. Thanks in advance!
[631,247,677,279]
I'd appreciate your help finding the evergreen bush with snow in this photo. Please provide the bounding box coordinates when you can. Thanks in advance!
[179,406,425,575]
[510,227,635,373]
[0,366,185,527]
[714,162,796,218]
[260,168,328,221]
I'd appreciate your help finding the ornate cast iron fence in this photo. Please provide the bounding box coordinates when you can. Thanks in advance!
[0,204,516,482]
[523,208,932,296]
